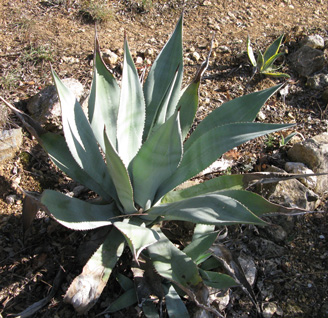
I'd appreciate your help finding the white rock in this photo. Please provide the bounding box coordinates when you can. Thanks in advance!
[287,133,328,195]
[191,51,201,62]
[135,56,143,64]
[284,161,317,189]
[302,34,325,49]
[102,49,119,65]
[6,194,17,204]
[62,56,80,64]
[218,45,230,53]
[262,302,278,318]
[0,128,23,164]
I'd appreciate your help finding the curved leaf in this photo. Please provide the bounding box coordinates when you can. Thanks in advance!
[161,174,246,204]
[247,35,257,67]
[114,221,160,260]
[149,193,266,226]
[147,230,202,288]
[52,71,117,200]
[178,80,200,141]
[117,38,146,166]
[183,229,218,264]
[64,228,125,314]
[41,190,118,230]
[41,132,113,201]
[200,269,238,289]
[100,288,137,314]
[131,112,182,210]
[164,284,189,318]
[184,84,282,146]
[263,34,284,64]
[217,189,293,216]
[143,14,183,141]
[89,37,120,150]
[104,132,136,213]
[156,122,294,200]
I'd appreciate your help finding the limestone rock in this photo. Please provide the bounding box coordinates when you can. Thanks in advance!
[301,34,325,49]
[0,128,23,164]
[287,133,328,195]
[289,46,325,77]
[284,161,317,189]
[102,49,119,65]
[257,166,319,210]
[27,78,84,130]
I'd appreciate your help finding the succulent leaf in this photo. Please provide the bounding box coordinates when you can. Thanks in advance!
[143,15,183,141]
[199,269,238,289]
[64,228,125,314]
[52,70,117,200]
[156,122,294,199]
[161,174,246,204]
[89,37,120,150]
[217,189,294,216]
[146,66,180,137]
[117,37,146,167]
[41,190,118,230]
[147,230,202,288]
[178,80,200,141]
[41,132,113,201]
[164,284,190,318]
[247,35,257,67]
[104,132,136,213]
[263,34,284,64]
[114,221,160,261]
[100,288,137,314]
[181,84,283,151]
[183,229,218,263]
[131,111,183,209]
[149,193,266,226]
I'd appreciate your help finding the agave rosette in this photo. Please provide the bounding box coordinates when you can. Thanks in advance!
[28,16,294,316]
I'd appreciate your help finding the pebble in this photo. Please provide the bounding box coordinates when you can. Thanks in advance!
[6,194,17,204]
[62,56,80,64]
[135,56,143,64]
[218,45,230,53]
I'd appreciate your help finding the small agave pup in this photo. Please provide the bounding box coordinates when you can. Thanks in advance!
[6,15,300,317]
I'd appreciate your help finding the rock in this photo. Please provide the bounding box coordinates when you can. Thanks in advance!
[238,254,256,286]
[285,161,317,189]
[0,128,23,164]
[135,56,143,64]
[289,46,325,77]
[301,35,325,49]
[306,73,328,90]
[218,45,230,53]
[6,194,17,204]
[62,56,80,64]
[262,302,279,318]
[209,288,230,311]
[287,133,328,195]
[191,51,201,62]
[102,49,119,65]
[27,78,84,130]
[257,166,319,211]
[144,47,154,58]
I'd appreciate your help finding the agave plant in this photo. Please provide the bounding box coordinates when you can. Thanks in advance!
[247,34,290,78]
[7,16,298,317]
